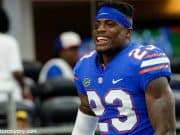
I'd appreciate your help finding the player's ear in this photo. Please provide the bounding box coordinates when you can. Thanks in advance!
[126,29,133,39]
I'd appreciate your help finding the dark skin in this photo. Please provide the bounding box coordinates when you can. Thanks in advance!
[78,18,176,134]
[59,46,79,68]
[13,71,33,100]
[146,77,176,135]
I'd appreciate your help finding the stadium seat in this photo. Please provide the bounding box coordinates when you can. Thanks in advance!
[170,74,180,120]
[23,61,42,83]
[170,57,180,74]
[37,77,79,126]
[170,74,180,90]
[0,101,8,128]
[38,77,78,100]
[173,91,180,121]
[40,97,80,126]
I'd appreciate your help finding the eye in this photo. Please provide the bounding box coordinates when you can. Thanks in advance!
[93,22,100,29]
[106,20,117,27]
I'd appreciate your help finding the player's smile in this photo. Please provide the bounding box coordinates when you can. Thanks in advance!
[95,36,111,46]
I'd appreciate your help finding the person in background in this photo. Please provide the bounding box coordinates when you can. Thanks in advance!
[0,7,33,128]
[72,1,176,135]
[38,31,81,83]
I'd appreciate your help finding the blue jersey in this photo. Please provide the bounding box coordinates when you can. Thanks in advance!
[74,43,171,135]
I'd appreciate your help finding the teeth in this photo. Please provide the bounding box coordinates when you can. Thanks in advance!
[97,37,108,41]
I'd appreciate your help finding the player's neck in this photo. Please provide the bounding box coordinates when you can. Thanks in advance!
[102,45,129,65]
[100,49,120,66]
[98,43,129,66]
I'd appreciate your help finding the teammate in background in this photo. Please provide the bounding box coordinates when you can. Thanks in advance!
[38,31,81,83]
[72,1,176,135]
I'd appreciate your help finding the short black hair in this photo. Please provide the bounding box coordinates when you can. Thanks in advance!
[96,1,134,18]
[0,8,10,33]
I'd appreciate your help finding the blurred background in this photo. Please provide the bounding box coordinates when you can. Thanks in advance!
[0,0,180,134]
[1,0,180,63]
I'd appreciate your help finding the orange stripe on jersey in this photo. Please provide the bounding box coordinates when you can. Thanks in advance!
[145,52,165,59]
[139,64,170,74]
[74,76,78,80]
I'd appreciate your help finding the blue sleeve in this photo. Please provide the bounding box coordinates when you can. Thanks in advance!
[140,69,171,91]
[47,65,63,79]
[138,46,172,91]
[73,63,87,95]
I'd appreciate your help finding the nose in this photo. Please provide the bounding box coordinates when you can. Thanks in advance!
[96,23,106,33]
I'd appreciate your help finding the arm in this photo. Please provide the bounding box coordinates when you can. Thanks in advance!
[72,93,98,135]
[13,71,25,90]
[13,71,33,100]
[145,77,176,135]
[78,92,96,116]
